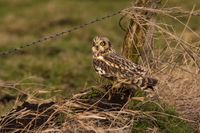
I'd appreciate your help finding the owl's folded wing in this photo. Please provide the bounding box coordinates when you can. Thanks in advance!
[103,52,147,77]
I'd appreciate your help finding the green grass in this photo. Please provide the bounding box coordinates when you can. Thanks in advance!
[0,1,132,95]
[127,90,194,132]
[129,100,193,133]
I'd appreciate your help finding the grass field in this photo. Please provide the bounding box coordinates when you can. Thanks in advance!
[0,0,133,99]
[0,0,200,132]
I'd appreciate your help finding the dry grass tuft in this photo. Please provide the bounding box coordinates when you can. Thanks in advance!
[121,5,200,128]
[156,69,200,125]
[0,87,193,132]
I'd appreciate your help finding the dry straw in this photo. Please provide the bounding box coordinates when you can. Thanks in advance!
[122,5,200,127]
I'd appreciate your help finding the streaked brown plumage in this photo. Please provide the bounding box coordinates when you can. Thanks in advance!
[92,36,157,94]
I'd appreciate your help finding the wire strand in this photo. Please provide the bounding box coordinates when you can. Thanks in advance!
[0,11,122,57]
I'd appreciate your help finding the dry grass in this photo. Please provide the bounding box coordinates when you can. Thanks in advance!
[155,69,200,124]
[0,87,194,132]
[121,5,200,128]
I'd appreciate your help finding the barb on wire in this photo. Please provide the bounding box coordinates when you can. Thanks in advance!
[0,10,122,57]
[1,6,199,57]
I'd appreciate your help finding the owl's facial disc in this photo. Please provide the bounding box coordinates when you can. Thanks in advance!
[92,36,112,55]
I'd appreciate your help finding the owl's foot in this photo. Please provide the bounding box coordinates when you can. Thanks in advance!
[108,82,122,100]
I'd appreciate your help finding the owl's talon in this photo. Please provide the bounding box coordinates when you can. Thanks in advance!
[112,82,122,93]
[107,84,117,100]
[107,82,121,100]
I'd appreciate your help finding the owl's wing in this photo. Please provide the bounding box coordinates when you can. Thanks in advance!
[103,52,147,78]
[93,58,118,80]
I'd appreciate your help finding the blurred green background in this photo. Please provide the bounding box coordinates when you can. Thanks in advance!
[0,0,199,113]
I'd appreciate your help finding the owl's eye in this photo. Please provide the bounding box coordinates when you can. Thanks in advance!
[100,41,106,46]
[92,42,95,46]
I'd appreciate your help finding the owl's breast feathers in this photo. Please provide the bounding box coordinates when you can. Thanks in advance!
[93,58,117,80]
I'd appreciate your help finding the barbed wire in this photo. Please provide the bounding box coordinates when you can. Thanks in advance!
[1,6,199,57]
[0,10,122,57]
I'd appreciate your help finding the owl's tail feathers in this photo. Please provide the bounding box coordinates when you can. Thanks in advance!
[136,77,158,90]
[146,77,158,87]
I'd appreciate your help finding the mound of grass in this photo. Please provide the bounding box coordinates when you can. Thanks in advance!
[0,87,194,133]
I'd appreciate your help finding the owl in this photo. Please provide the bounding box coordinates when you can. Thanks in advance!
[92,36,157,98]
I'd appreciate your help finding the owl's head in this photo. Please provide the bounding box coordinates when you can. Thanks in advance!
[92,36,112,56]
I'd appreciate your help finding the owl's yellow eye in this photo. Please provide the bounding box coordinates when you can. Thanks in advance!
[100,41,106,46]
[92,42,95,46]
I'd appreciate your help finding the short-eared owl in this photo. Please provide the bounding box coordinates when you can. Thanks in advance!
[92,36,157,95]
